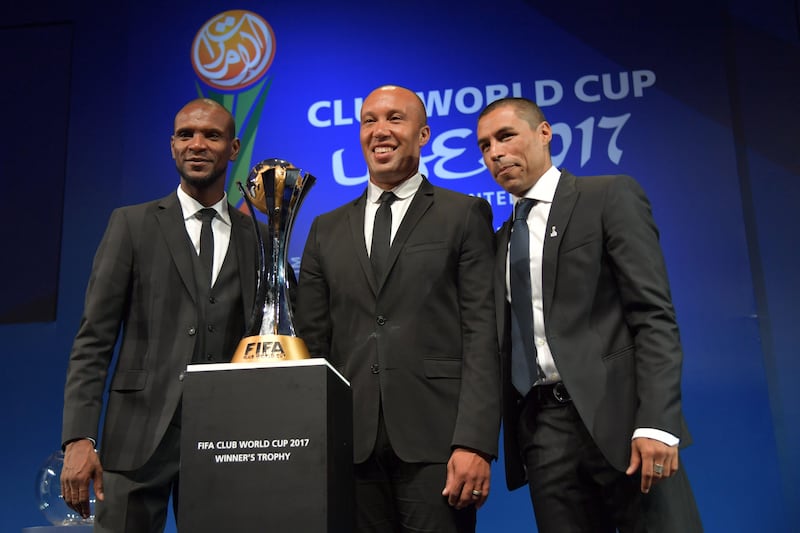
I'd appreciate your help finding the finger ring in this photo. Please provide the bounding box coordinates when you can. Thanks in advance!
[653,463,664,475]
[471,489,482,497]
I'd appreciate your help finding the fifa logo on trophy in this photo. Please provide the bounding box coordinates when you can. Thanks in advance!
[231,159,315,363]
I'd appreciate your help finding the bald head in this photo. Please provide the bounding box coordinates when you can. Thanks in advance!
[359,85,431,189]
[175,98,237,139]
[364,85,428,127]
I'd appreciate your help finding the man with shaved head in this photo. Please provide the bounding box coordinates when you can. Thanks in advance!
[296,85,500,532]
[60,98,264,531]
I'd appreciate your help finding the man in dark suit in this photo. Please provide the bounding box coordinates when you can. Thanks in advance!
[295,85,500,533]
[476,97,702,532]
[60,98,261,532]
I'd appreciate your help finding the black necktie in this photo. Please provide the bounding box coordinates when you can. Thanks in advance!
[197,208,216,287]
[509,198,545,395]
[371,191,397,280]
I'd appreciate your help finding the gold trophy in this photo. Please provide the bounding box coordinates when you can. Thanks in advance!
[231,159,315,363]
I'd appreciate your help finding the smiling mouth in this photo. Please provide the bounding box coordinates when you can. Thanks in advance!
[373,146,395,154]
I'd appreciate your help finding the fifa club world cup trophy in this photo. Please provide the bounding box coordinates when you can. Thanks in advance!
[231,159,315,363]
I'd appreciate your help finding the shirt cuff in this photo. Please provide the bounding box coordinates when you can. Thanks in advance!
[62,437,97,451]
[632,428,679,447]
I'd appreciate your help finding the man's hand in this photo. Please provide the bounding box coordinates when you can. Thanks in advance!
[626,437,679,494]
[441,447,491,509]
[61,439,104,518]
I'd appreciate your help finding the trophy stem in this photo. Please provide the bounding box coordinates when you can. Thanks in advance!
[237,182,269,337]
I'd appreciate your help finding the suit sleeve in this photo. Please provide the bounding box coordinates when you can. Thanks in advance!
[603,176,683,437]
[61,208,133,447]
[295,216,332,358]
[451,198,502,458]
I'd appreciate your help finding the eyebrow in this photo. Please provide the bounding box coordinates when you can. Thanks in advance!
[174,127,225,135]
[477,125,516,145]
[494,126,516,136]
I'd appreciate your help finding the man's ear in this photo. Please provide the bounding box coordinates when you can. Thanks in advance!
[419,125,431,147]
[230,137,241,161]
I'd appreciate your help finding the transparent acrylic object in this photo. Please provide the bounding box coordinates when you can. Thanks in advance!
[35,450,95,525]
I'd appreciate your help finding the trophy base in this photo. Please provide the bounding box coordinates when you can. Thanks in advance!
[231,334,311,363]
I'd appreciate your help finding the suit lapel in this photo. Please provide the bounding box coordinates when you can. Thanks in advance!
[155,192,197,303]
[495,219,512,349]
[542,170,578,316]
[347,191,378,295]
[229,205,257,317]
[380,177,434,289]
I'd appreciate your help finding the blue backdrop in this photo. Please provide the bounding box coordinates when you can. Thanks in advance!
[3,1,798,531]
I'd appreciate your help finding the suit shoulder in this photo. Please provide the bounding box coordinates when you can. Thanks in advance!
[431,184,475,201]
[574,173,639,189]
[431,185,490,209]
[312,193,364,221]
[113,193,173,215]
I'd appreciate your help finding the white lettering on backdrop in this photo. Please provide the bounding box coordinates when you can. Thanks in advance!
[305,70,656,186]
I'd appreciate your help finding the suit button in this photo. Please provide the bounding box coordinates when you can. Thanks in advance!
[371,364,380,374]
[207,324,215,332]
[376,315,386,326]
[188,327,197,336]
[206,354,213,361]
[209,297,216,304]
[178,371,185,381]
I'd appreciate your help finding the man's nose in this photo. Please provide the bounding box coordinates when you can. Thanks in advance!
[487,142,503,161]
[189,133,207,149]
[372,120,390,137]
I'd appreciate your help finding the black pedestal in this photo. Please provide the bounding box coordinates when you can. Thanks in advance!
[179,359,353,532]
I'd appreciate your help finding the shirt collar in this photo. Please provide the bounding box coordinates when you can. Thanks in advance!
[513,165,560,206]
[176,185,231,225]
[367,172,423,203]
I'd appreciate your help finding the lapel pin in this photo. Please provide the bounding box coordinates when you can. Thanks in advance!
[550,226,558,237]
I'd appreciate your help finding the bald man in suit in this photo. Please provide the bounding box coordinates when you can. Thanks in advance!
[60,98,263,532]
[295,85,500,533]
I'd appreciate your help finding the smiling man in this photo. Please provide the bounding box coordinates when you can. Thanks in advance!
[295,85,501,533]
[60,98,265,532]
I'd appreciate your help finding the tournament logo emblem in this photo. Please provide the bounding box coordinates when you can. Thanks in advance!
[191,10,276,205]
[192,10,275,91]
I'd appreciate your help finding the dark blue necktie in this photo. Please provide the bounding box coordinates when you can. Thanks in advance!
[197,208,216,288]
[371,191,397,280]
[509,198,545,395]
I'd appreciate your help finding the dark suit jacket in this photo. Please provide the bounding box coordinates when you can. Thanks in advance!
[61,191,259,471]
[296,177,501,464]
[497,170,690,490]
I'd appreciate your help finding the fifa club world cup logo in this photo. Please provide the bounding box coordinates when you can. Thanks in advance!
[191,10,276,207]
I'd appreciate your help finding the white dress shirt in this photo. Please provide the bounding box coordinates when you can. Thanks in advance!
[507,165,678,446]
[506,165,562,385]
[364,173,422,255]
[177,186,232,287]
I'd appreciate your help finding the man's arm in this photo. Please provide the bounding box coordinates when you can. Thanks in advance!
[294,216,332,357]
[443,198,501,508]
[61,208,133,513]
[61,438,104,518]
[602,175,685,491]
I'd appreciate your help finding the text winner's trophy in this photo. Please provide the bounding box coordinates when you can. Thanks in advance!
[231,159,315,363]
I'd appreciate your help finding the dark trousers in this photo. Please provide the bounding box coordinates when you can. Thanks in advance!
[94,410,181,533]
[353,410,476,533]
[518,394,702,533]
